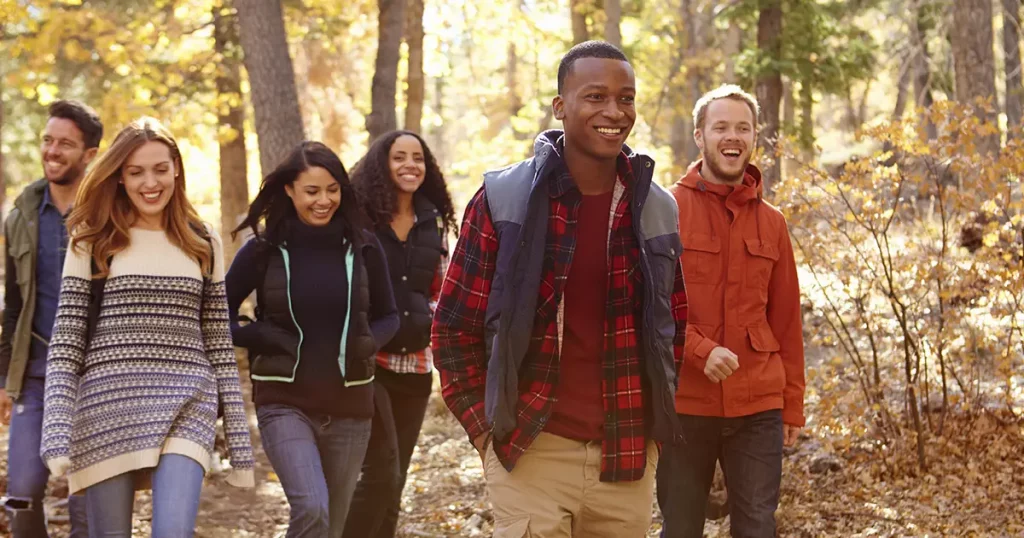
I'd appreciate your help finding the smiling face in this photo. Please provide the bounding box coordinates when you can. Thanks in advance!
[388,135,426,195]
[695,97,757,185]
[41,117,96,186]
[553,57,636,161]
[285,166,341,226]
[122,140,176,229]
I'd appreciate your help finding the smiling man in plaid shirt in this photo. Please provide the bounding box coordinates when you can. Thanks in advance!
[431,41,688,537]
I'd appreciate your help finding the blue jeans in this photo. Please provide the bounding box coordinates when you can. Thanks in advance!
[343,371,431,538]
[4,377,89,537]
[257,404,372,538]
[657,409,784,538]
[85,453,204,538]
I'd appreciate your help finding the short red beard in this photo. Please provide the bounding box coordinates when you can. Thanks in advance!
[704,150,750,184]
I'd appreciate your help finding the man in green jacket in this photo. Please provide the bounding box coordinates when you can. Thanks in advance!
[1,99,101,538]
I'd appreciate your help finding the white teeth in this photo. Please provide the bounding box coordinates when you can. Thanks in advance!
[722,150,741,156]
[142,192,161,201]
[596,128,622,135]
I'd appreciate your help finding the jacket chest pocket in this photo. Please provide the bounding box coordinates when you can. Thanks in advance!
[680,233,720,285]
[743,239,779,290]
[646,240,680,297]
[9,239,33,289]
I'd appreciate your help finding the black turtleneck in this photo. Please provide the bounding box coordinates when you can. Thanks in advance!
[226,217,395,418]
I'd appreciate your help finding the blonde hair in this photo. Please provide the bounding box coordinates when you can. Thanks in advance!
[693,84,761,130]
[67,117,212,277]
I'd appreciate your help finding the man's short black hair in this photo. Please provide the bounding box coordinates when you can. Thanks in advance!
[48,99,103,149]
[557,40,629,94]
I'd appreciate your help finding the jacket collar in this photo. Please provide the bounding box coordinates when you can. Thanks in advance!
[532,130,641,200]
[14,179,48,215]
[677,160,763,205]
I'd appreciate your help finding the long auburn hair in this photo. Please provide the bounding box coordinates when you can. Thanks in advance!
[233,141,367,247]
[67,117,212,277]
[350,130,457,233]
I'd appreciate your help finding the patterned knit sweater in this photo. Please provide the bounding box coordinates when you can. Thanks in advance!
[41,226,255,493]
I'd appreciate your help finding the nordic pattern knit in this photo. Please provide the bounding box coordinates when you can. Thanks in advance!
[41,226,255,493]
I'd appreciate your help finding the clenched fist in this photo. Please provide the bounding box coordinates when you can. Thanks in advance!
[704,346,739,383]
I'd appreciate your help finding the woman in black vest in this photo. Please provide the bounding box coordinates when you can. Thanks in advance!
[225,141,399,538]
[342,131,456,538]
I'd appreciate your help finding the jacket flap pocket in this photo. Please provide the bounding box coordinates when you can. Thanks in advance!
[748,326,781,353]
[8,239,30,259]
[683,233,720,254]
[648,235,681,258]
[744,238,779,261]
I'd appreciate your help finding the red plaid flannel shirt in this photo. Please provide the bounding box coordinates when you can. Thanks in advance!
[376,236,449,374]
[432,156,688,482]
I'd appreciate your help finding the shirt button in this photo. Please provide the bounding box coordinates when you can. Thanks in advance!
[400,347,407,353]
[404,311,410,316]
[401,276,408,281]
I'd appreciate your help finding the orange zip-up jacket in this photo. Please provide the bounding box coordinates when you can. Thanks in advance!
[671,161,805,426]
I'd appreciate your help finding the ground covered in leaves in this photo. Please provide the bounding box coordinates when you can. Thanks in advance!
[2,375,1022,537]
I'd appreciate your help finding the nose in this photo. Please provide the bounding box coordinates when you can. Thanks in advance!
[141,171,162,188]
[42,141,59,158]
[603,101,626,121]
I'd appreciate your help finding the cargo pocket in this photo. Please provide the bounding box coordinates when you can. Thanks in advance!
[494,515,531,538]
[681,233,720,284]
[743,238,779,291]
[748,326,785,397]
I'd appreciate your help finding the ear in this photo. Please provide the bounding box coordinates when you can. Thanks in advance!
[694,127,704,152]
[284,183,296,200]
[552,95,565,121]
[82,147,99,166]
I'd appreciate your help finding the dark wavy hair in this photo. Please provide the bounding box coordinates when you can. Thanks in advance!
[350,130,457,234]
[233,141,367,247]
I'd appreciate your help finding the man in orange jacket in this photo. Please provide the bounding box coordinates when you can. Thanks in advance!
[656,84,806,538]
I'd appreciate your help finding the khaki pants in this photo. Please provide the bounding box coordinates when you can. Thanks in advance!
[484,432,658,538]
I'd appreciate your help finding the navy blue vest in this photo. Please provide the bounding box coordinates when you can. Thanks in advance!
[482,131,684,445]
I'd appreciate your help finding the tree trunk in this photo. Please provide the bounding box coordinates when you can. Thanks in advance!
[236,0,305,175]
[683,0,705,163]
[404,0,425,133]
[723,19,742,82]
[755,0,783,191]
[603,0,622,48]
[570,0,590,44]
[1003,0,1022,137]
[951,0,1000,155]
[893,50,913,120]
[214,2,249,262]
[799,82,814,160]
[911,3,937,140]
[0,70,6,219]
[368,0,408,142]
[429,74,446,165]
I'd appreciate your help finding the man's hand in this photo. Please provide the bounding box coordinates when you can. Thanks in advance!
[703,347,739,383]
[472,433,492,465]
[0,389,12,425]
[783,424,801,447]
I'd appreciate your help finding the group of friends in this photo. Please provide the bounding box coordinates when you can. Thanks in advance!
[0,40,804,538]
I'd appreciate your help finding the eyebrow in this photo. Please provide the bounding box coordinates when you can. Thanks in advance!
[125,161,172,168]
[578,83,636,92]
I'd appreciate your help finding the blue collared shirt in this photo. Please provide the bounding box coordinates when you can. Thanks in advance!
[28,185,70,378]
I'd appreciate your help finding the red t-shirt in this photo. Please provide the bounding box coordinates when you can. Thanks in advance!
[544,191,613,441]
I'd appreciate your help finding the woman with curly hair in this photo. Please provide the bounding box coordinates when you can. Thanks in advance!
[343,131,457,538]
[225,141,399,538]
[41,117,255,537]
